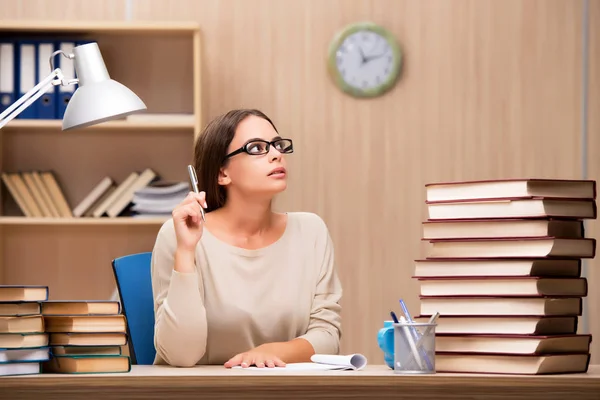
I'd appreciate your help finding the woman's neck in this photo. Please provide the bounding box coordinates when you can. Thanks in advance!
[217,192,275,237]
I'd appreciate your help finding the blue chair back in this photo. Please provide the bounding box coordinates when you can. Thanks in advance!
[111,252,156,365]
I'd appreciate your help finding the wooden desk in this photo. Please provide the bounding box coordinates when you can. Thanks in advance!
[1,364,599,400]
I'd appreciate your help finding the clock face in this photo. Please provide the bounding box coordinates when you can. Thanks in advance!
[328,23,402,98]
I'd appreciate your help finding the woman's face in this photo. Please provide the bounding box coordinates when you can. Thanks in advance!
[219,115,291,196]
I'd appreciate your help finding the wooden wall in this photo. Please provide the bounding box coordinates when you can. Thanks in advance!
[587,0,599,364]
[1,0,597,364]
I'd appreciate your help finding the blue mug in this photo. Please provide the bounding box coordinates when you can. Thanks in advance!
[377,320,394,369]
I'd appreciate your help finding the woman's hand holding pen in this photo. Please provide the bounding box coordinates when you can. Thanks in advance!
[172,191,207,261]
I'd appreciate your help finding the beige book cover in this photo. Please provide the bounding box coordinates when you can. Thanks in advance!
[0,285,48,302]
[84,185,116,217]
[435,353,590,375]
[106,168,157,218]
[0,333,48,349]
[8,173,42,217]
[0,315,45,333]
[1,172,32,216]
[72,176,114,217]
[44,315,126,333]
[21,172,53,217]
[92,172,139,218]
[49,332,127,347]
[31,171,61,217]
[39,171,72,218]
[42,354,131,374]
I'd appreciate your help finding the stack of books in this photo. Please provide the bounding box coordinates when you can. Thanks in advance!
[414,178,595,375]
[41,300,131,374]
[0,285,50,376]
[130,180,189,218]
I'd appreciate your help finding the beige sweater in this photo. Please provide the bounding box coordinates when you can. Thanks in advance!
[150,212,343,367]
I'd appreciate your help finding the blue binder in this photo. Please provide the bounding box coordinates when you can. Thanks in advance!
[15,40,37,119]
[55,40,76,119]
[0,40,15,115]
[35,40,57,119]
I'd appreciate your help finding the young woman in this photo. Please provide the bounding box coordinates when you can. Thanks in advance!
[150,109,342,368]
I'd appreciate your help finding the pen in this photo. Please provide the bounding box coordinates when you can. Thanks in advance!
[187,164,206,222]
[390,311,399,324]
[398,299,414,323]
[399,299,433,371]
[399,316,424,369]
[416,311,440,347]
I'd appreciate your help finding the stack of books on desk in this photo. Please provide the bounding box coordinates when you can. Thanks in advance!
[0,285,51,376]
[41,300,131,374]
[414,178,595,375]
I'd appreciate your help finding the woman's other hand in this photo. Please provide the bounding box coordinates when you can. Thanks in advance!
[224,347,287,369]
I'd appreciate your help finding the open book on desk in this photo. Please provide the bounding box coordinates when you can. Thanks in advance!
[233,354,367,371]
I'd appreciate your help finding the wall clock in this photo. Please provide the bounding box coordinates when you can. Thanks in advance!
[327,21,402,98]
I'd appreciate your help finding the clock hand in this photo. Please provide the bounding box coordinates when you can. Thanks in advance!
[363,52,387,63]
[357,46,367,65]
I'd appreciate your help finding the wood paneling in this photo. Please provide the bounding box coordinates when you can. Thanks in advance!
[0,0,126,20]
[586,0,600,363]
[133,0,586,362]
[1,0,593,365]
[2,225,161,300]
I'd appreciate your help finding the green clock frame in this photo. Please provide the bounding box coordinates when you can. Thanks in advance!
[327,21,403,98]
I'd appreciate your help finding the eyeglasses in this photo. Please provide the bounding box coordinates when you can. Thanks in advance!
[225,138,294,159]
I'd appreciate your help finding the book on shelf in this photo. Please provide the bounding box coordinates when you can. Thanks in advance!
[89,173,140,218]
[72,176,114,217]
[1,170,72,218]
[1,167,185,219]
[414,178,596,375]
[130,180,188,218]
[105,168,157,218]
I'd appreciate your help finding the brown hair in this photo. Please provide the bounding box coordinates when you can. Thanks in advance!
[193,109,278,212]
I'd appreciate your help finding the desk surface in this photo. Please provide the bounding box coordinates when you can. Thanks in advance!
[2,364,600,400]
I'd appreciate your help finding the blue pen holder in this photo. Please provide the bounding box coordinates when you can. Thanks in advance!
[377,320,395,369]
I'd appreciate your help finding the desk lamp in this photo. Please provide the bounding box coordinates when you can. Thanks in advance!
[0,42,146,130]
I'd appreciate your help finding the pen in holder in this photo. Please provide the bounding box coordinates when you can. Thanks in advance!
[393,318,436,374]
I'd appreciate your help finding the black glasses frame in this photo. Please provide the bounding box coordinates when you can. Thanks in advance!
[225,138,294,159]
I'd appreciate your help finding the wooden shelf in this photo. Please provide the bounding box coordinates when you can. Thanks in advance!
[0,217,168,226]
[3,119,195,131]
[0,20,201,301]
[0,21,200,35]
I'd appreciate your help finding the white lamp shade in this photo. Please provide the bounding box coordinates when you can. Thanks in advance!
[62,43,146,130]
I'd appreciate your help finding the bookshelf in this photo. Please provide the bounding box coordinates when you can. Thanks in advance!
[5,119,196,131]
[0,21,202,300]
